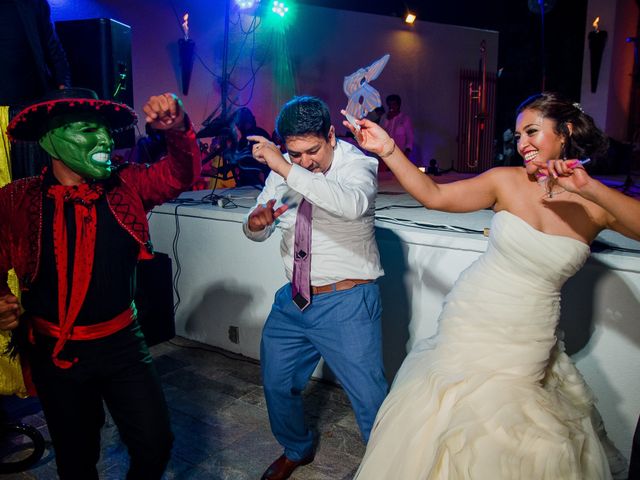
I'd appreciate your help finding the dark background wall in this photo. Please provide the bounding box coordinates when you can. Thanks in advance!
[298,0,588,139]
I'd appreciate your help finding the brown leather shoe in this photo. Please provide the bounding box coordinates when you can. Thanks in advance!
[260,453,315,480]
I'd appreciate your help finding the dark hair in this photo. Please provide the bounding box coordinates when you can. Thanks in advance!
[233,107,256,130]
[516,92,608,159]
[386,94,401,106]
[276,96,331,141]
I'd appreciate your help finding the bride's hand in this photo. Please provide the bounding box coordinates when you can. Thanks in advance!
[341,110,395,157]
[532,159,592,194]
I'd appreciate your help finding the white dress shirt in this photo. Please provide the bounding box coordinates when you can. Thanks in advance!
[381,111,414,153]
[243,139,384,286]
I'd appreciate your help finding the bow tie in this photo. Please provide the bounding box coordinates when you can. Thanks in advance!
[47,183,104,206]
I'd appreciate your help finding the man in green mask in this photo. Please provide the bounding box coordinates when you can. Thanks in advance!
[0,88,201,479]
[39,112,115,181]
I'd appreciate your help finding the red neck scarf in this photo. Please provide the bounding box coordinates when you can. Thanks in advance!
[46,182,104,368]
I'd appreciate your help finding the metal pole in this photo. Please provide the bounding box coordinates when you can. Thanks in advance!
[480,40,487,115]
[221,0,231,119]
[539,0,546,90]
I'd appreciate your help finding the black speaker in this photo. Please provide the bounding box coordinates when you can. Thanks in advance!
[135,252,176,347]
[55,18,135,148]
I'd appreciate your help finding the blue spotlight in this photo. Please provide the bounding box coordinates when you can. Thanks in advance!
[235,0,256,9]
[272,1,289,17]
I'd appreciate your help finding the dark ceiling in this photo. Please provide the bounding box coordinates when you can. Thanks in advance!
[298,0,589,134]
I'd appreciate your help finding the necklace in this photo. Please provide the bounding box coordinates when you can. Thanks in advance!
[536,174,565,198]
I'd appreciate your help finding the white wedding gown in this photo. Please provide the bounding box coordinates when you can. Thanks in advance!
[355,210,615,480]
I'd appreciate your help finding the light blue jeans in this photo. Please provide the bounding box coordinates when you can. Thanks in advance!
[261,282,388,461]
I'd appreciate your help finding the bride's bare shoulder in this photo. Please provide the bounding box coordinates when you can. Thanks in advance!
[483,166,529,190]
[488,166,527,178]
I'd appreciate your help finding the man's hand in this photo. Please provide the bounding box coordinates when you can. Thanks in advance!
[0,294,21,330]
[248,135,291,178]
[248,199,289,232]
[143,93,187,131]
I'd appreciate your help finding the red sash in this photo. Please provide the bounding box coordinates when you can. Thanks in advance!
[30,306,135,368]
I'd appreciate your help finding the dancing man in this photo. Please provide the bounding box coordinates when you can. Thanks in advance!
[244,96,388,480]
[0,89,200,479]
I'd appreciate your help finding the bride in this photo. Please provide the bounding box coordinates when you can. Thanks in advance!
[342,92,639,479]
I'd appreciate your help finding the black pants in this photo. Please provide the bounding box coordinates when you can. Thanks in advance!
[28,322,173,480]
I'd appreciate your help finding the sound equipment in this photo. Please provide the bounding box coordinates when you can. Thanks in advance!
[135,252,176,347]
[54,18,135,148]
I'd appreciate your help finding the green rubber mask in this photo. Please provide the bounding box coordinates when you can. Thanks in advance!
[39,113,114,180]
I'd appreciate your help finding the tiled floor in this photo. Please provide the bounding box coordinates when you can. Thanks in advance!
[2,337,364,479]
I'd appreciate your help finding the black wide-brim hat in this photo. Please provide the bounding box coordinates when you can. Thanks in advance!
[7,88,137,142]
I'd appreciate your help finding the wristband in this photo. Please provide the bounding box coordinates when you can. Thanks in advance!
[380,140,396,158]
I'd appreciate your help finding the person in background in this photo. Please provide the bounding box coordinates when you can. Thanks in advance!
[366,105,386,125]
[271,129,287,153]
[244,96,388,480]
[0,90,201,479]
[233,107,271,152]
[381,94,414,162]
[363,106,389,172]
[0,0,71,181]
[232,107,271,187]
[343,92,634,479]
[426,158,440,176]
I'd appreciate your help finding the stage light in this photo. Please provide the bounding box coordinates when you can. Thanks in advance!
[405,13,416,24]
[272,1,289,17]
[235,0,256,9]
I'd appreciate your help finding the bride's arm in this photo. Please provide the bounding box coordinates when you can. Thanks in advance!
[539,159,640,241]
[581,181,640,241]
[343,115,500,213]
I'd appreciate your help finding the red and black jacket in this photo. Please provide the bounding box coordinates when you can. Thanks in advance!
[0,126,201,297]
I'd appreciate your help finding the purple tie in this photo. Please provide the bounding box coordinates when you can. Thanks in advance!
[292,198,312,310]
